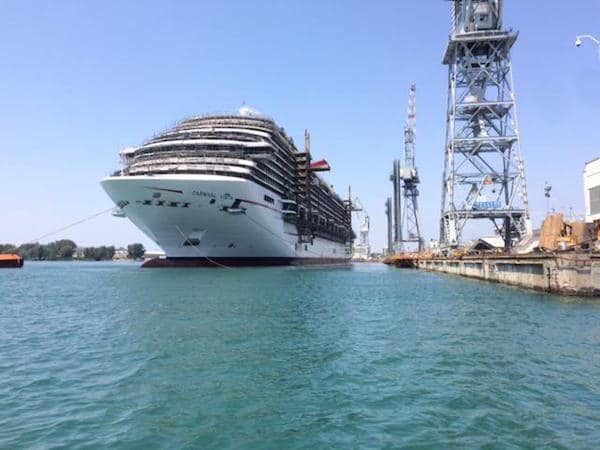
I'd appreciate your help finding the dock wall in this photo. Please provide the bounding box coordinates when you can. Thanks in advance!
[416,255,600,296]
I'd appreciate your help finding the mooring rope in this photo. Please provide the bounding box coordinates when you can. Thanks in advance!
[24,206,116,244]
[173,225,232,269]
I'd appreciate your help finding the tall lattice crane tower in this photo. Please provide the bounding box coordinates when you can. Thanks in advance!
[400,83,423,251]
[440,0,531,250]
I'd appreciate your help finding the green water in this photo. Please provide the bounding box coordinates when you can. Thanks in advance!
[1,262,600,449]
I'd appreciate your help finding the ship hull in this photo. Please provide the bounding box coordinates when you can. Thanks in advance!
[101,174,351,265]
[141,257,350,268]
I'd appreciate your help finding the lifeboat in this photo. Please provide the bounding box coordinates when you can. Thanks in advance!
[0,254,24,268]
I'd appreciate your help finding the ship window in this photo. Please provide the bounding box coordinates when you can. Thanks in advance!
[167,201,179,207]
[304,245,308,251]
[156,200,165,206]
[264,195,274,204]
[183,238,201,246]
[143,200,152,205]
[210,199,216,204]
[182,202,190,208]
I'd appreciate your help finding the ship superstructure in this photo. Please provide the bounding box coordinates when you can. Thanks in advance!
[102,110,353,266]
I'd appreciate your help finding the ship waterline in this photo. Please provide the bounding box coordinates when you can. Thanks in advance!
[101,113,354,266]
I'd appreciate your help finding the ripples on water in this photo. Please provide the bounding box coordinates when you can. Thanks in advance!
[1,262,600,448]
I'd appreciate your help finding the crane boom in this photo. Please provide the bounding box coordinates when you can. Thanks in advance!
[399,83,423,252]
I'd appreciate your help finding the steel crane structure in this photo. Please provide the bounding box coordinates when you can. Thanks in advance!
[389,84,424,253]
[390,160,402,250]
[385,197,393,255]
[400,83,424,252]
[352,197,370,260]
[440,0,531,251]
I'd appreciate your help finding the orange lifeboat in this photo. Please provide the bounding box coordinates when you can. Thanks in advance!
[0,254,24,268]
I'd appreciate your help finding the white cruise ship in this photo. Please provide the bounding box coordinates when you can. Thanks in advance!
[101,109,354,267]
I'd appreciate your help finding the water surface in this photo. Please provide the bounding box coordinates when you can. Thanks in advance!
[1,262,599,448]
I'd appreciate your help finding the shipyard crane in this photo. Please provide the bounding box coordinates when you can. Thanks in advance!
[352,197,370,260]
[390,160,402,251]
[385,197,393,255]
[400,83,424,252]
[440,0,531,251]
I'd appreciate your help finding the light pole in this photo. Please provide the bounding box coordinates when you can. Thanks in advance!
[575,34,600,59]
[544,182,552,216]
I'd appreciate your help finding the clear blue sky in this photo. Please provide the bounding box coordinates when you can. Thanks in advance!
[2,1,600,252]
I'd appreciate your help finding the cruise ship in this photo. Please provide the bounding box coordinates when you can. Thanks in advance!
[101,108,354,267]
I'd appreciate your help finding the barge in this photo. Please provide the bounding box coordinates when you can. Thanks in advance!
[0,254,24,268]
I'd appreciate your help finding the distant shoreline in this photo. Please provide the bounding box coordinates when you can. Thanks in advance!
[1,240,147,263]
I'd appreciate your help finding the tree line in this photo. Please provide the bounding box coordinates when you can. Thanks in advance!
[0,240,145,261]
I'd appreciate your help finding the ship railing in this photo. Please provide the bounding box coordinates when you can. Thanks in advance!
[142,115,298,154]
[134,149,247,161]
[130,156,256,168]
[144,114,277,143]
[127,163,252,176]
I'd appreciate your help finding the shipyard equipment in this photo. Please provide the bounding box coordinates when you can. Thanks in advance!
[389,84,424,253]
[352,198,370,259]
[385,197,393,255]
[400,84,424,252]
[390,160,402,250]
[440,0,531,251]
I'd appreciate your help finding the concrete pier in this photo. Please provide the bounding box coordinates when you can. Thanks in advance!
[395,254,600,296]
